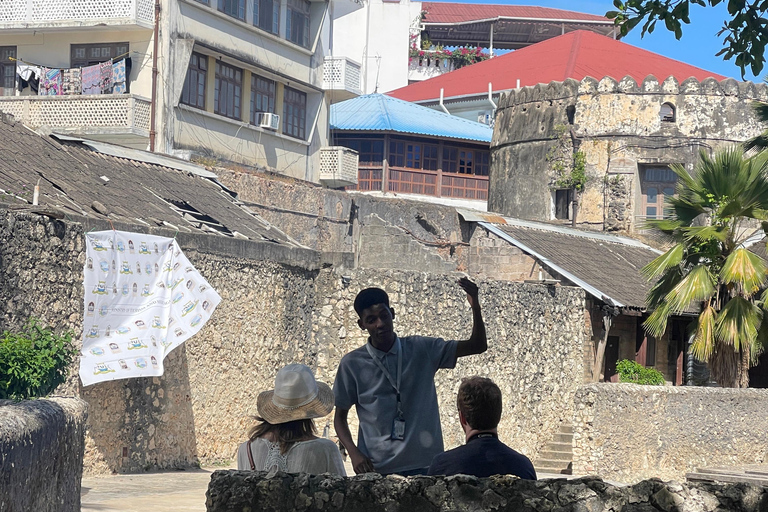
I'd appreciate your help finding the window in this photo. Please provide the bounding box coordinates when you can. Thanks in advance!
[214,61,242,120]
[475,150,490,176]
[443,147,457,173]
[218,0,245,20]
[341,139,384,165]
[389,140,405,167]
[641,166,677,219]
[660,102,676,123]
[554,189,573,220]
[458,150,473,174]
[0,46,16,97]
[403,143,438,170]
[250,75,276,124]
[71,42,129,67]
[254,0,279,34]
[282,86,306,139]
[286,0,311,48]
[180,52,207,109]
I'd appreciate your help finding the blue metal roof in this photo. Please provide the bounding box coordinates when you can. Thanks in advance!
[330,94,492,143]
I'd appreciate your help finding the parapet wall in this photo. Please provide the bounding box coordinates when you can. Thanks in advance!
[573,384,768,483]
[205,471,768,512]
[0,397,88,512]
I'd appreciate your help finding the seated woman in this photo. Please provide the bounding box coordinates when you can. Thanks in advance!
[237,363,346,475]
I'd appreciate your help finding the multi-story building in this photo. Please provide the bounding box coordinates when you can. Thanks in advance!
[0,0,362,183]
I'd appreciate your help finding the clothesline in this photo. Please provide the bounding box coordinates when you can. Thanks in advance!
[9,50,135,69]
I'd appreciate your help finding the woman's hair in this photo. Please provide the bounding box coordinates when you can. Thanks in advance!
[248,416,317,454]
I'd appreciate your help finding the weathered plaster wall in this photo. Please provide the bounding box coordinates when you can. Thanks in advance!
[206,471,768,512]
[573,384,768,483]
[490,76,768,232]
[468,227,547,282]
[0,397,88,512]
[1,209,586,475]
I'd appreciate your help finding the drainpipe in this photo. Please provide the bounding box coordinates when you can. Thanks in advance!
[489,21,495,57]
[149,0,160,152]
[487,82,496,109]
[439,88,450,115]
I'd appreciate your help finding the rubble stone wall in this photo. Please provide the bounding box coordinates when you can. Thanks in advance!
[1,209,586,475]
[206,471,768,512]
[572,384,768,483]
[0,398,88,512]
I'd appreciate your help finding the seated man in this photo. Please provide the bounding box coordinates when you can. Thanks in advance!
[428,376,536,479]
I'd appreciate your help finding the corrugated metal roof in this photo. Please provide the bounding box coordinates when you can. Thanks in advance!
[389,30,726,103]
[421,2,610,24]
[330,93,493,143]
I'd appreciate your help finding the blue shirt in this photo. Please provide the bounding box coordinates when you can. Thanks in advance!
[333,335,458,474]
[427,432,537,479]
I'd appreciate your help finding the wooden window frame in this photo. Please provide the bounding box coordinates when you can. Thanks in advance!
[214,60,243,120]
[254,0,280,34]
[282,86,307,139]
[180,52,208,110]
[71,42,129,68]
[217,0,246,20]
[250,75,276,124]
[286,0,311,48]
[640,165,677,220]
[0,46,16,97]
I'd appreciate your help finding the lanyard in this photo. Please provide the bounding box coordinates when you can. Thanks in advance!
[365,337,402,400]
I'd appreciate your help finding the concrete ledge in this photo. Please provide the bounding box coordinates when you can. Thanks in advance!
[0,397,88,512]
[205,471,768,512]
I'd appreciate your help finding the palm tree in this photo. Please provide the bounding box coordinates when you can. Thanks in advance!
[642,147,768,388]
[744,100,768,153]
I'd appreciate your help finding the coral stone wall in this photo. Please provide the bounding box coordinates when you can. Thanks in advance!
[490,76,768,233]
[0,398,88,512]
[206,471,768,512]
[1,209,587,475]
[573,384,768,483]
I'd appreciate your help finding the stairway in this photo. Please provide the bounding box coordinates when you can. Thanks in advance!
[535,424,573,475]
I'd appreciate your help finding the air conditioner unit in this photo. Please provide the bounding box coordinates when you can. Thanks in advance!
[258,112,279,130]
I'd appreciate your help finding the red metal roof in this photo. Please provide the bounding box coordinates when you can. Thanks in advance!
[389,31,727,102]
[421,2,610,24]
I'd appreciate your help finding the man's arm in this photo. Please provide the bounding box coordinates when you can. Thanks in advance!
[333,407,375,474]
[455,277,487,358]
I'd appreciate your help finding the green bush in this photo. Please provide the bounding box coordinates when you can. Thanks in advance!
[616,359,665,385]
[0,318,77,400]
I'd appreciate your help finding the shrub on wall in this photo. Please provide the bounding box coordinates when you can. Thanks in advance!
[616,359,665,385]
[0,319,77,400]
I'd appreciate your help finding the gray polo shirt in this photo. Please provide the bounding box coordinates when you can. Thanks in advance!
[333,335,458,474]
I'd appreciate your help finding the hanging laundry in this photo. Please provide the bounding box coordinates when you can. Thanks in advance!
[100,60,113,94]
[61,68,82,95]
[15,61,40,82]
[82,63,101,95]
[111,58,127,94]
[38,67,62,96]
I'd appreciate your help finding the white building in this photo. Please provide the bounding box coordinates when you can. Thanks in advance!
[0,0,362,183]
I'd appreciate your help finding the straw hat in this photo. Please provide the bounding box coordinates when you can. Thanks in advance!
[257,364,335,424]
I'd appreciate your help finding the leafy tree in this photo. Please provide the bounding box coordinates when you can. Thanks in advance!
[642,147,768,387]
[607,0,768,77]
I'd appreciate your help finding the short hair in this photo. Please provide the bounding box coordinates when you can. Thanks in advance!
[354,288,390,316]
[457,377,502,430]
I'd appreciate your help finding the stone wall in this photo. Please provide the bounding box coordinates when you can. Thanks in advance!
[490,76,768,233]
[0,397,88,512]
[205,471,768,512]
[1,209,587,474]
[572,384,768,483]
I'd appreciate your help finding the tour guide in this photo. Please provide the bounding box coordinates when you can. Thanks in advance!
[333,278,487,476]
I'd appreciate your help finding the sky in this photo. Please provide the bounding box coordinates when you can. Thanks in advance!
[439,0,762,82]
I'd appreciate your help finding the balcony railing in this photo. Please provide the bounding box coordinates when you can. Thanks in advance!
[0,0,154,29]
[319,146,359,188]
[0,94,151,139]
[352,165,488,202]
[407,53,456,82]
[323,57,362,101]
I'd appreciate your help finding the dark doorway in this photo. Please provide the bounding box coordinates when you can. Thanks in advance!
[604,335,620,382]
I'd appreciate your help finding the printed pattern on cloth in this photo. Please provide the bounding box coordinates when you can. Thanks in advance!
[100,60,113,94]
[61,68,82,95]
[82,64,102,95]
[38,67,62,96]
[112,59,127,94]
[79,231,222,386]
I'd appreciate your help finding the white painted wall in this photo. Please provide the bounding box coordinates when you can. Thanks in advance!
[332,0,423,94]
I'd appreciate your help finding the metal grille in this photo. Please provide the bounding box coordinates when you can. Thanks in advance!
[322,57,361,94]
[319,146,358,186]
[1,0,152,24]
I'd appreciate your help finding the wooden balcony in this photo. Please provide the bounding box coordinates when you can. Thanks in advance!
[354,165,488,202]
[0,0,154,30]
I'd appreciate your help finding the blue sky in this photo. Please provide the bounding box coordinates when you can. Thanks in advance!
[441,0,762,82]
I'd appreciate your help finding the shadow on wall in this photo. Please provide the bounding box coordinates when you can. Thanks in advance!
[81,345,199,473]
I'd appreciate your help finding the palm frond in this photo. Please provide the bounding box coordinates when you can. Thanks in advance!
[715,296,761,350]
[641,244,684,280]
[645,267,683,309]
[643,302,672,338]
[663,264,716,314]
[690,305,716,361]
[681,225,728,243]
[720,247,768,292]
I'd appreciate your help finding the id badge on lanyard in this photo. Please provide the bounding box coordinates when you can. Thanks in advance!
[366,340,405,441]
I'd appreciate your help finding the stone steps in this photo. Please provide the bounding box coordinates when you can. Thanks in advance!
[534,423,573,476]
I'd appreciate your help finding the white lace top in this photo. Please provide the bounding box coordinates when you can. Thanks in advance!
[237,437,346,476]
